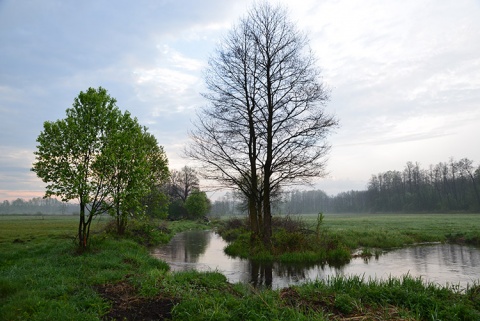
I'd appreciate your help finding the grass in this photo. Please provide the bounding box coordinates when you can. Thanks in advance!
[304,213,480,248]
[0,215,83,244]
[0,215,210,320]
[1,214,480,320]
[0,233,168,320]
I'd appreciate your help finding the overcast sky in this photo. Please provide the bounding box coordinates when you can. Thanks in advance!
[1,0,479,201]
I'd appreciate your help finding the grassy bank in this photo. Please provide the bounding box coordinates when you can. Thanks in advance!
[1,214,480,320]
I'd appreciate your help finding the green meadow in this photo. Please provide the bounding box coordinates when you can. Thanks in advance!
[1,214,479,320]
[309,213,480,248]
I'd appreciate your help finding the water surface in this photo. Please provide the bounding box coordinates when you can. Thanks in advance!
[151,230,480,289]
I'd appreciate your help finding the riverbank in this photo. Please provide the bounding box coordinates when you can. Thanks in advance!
[1,215,480,320]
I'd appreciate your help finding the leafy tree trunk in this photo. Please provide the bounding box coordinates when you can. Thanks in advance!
[116,208,127,235]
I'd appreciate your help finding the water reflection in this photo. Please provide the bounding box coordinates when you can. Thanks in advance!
[151,230,480,289]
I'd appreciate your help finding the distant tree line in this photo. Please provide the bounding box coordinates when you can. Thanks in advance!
[212,158,480,214]
[365,158,480,213]
[0,197,79,215]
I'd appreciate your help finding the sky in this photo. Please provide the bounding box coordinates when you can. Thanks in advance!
[1,0,479,201]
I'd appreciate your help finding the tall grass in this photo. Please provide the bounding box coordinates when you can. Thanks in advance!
[293,275,480,320]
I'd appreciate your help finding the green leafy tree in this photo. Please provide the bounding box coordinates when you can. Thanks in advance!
[101,115,169,234]
[143,185,170,219]
[168,199,188,220]
[32,87,168,249]
[185,191,211,219]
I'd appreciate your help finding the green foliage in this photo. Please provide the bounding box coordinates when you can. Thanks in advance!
[185,191,211,219]
[124,219,171,247]
[168,198,188,220]
[32,87,169,247]
[143,186,170,219]
[32,87,117,205]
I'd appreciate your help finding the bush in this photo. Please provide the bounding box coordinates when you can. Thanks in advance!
[272,229,310,253]
[125,220,171,246]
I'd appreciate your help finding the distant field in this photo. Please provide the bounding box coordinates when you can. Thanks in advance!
[298,213,480,248]
[0,215,110,244]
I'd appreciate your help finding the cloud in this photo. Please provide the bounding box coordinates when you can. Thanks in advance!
[1,0,480,200]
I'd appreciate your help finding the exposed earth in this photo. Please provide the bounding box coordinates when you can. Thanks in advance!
[95,281,176,321]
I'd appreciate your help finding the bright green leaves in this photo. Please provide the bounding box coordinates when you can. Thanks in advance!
[32,86,169,246]
[185,191,211,219]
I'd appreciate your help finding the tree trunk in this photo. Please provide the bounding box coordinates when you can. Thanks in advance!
[248,198,259,242]
[78,201,94,251]
[78,203,86,249]
[262,182,272,248]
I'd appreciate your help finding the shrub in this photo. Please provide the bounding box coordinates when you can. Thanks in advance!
[125,219,171,246]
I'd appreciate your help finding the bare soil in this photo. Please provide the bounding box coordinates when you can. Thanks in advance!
[95,281,177,321]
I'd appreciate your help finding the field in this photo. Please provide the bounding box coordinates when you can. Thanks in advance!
[0,215,105,244]
[308,213,480,248]
[1,214,480,320]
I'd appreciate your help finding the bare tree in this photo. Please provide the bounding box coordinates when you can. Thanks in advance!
[169,166,199,202]
[187,2,338,246]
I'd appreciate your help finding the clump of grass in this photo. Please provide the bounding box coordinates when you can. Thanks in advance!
[216,217,249,242]
[290,275,480,320]
[101,217,212,248]
[168,271,314,321]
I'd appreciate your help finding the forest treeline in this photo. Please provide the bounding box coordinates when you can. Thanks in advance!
[0,197,79,215]
[5,158,479,215]
[211,158,480,214]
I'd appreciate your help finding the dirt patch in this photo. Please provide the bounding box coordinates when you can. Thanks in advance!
[95,281,177,321]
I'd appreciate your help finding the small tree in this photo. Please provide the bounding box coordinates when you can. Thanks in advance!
[185,191,211,219]
[32,87,168,248]
[142,185,170,219]
[168,199,188,220]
